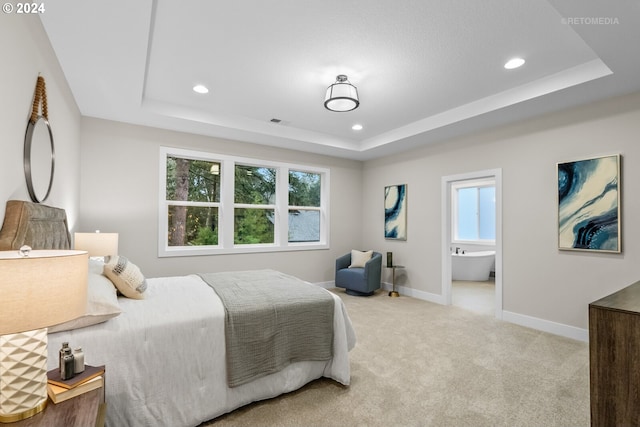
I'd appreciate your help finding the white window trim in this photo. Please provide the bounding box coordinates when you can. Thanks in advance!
[451,179,496,245]
[158,147,330,257]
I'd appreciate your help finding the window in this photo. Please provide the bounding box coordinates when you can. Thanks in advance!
[234,164,276,244]
[159,147,329,256]
[452,181,495,243]
[288,170,321,243]
[166,156,220,247]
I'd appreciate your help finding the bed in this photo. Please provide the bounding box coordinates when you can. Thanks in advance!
[0,200,356,427]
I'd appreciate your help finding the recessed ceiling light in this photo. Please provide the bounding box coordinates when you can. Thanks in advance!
[193,84,209,94]
[504,58,525,70]
[352,124,363,131]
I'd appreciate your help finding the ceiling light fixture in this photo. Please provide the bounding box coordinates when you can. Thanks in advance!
[504,58,525,70]
[193,84,209,94]
[352,124,363,131]
[325,75,359,112]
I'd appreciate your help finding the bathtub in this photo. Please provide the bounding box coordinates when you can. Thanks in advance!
[451,250,495,281]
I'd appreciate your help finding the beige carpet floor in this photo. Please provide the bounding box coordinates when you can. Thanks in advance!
[206,287,590,427]
[452,279,495,316]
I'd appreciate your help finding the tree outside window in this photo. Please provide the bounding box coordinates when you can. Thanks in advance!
[234,165,276,244]
[166,157,220,246]
[160,147,330,256]
[288,170,321,243]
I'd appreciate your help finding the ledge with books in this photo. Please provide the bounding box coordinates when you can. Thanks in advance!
[46,365,105,404]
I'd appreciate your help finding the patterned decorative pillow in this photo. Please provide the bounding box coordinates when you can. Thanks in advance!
[349,249,373,268]
[103,255,147,299]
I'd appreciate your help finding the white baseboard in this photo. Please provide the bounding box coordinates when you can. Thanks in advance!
[382,282,446,305]
[380,283,587,341]
[501,311,588,342]
[322,281,587,342]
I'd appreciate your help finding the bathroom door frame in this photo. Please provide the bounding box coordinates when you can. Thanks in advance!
[441,168,503,319]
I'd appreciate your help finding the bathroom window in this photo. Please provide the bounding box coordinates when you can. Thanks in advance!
[452,181,495,243]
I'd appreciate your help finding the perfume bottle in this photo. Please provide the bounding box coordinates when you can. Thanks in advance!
[59,342,70,374]
[73,347,85,373]
[60,347,75,380]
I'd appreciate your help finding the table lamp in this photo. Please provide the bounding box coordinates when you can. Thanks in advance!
[0,248,88,422]
[74,231,118,259]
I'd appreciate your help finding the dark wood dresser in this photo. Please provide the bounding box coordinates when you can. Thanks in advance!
[589,280,640,426]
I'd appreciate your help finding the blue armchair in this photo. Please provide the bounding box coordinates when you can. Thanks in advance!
[335,251,382,296]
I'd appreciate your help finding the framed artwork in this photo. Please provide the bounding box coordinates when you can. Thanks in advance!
[558,154,621,253]
[385,184,407,240]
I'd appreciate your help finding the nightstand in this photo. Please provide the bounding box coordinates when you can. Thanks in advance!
[387,265,404,297]
[7,383,105,427]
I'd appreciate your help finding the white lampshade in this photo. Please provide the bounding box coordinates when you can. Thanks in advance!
[74,232,118,257]
[324,75,359,112]
[0,250,88,334]
[0,249,88,422]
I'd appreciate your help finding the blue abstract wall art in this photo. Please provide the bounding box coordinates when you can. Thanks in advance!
[558,154,620,253]
[385,184,407,240]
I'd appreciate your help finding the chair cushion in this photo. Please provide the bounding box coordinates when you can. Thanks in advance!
[349,249,372,268]
[336,268,367,292]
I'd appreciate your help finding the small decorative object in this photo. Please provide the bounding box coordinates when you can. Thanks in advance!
[59,342,70,374]
[60,347,75,380]
[19,245,31,257]
[384,184,407,240]
[73,347,85,373]
[558,154,621,252]
[386,252,393,268]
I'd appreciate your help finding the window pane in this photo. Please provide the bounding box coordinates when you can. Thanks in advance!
[479,187,496,240]
[166,157,220,202]
[234,208,274,244]
[235,165,276,204]
[457,188,478,240]
[288,209,320,242]
[168,205,218,246]
[289,171,321,207]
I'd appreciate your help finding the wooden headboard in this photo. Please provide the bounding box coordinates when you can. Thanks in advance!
[0,200,71,250]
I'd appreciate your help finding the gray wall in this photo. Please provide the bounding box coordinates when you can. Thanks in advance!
[362,92,640,331]
[77,118,363,283]
[0,14,81,226]
[4,13,640,336]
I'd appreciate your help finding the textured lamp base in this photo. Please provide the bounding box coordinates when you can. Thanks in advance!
[0,329,49,423]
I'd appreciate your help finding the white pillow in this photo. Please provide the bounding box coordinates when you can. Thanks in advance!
[103,255,147,299]
[88,258,105,274]
[48,269,122,333]
[349,249,373,268]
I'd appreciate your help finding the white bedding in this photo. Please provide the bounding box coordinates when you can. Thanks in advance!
[47,274,356,427]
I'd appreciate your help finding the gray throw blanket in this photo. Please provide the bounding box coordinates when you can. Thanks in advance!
[198,270,334,387]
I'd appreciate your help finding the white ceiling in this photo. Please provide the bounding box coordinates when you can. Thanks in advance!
[40,0,640,161]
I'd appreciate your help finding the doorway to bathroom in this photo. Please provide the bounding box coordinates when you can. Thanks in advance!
[441,169,502,319]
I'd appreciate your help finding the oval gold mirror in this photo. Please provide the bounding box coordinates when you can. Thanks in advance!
[24,115,55,203]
